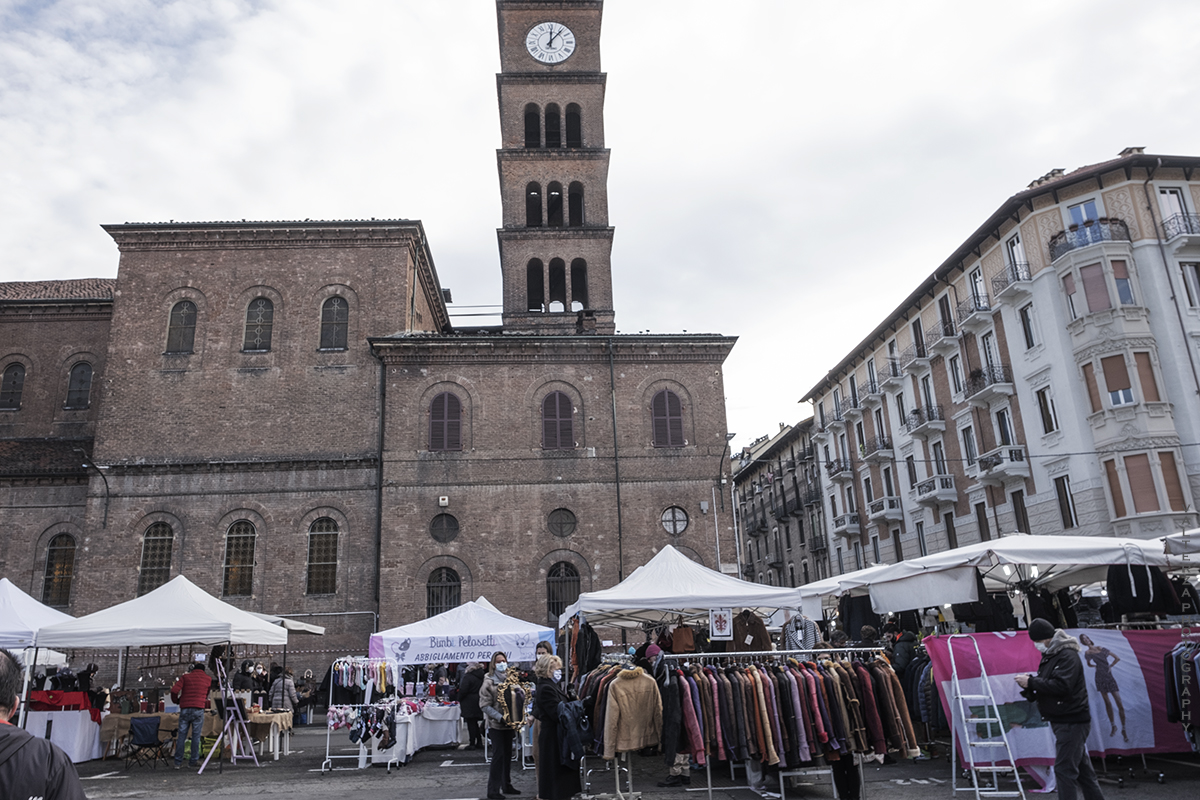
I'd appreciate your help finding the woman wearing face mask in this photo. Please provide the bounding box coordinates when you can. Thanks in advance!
[478,652,520,800]
[533,654,580,800]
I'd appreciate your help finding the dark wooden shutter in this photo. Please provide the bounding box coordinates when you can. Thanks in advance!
[542,392,573,449]
[430,393,461,451]
[667,391,683,446]
[1123,454,1160,513]
[445,394,461,450]
[652,390,670,446]
[1101,355,1130,394]
[1081,264,1111,313]
[1160,451,1187,511]
[1082,363,1102,413]
[1134,352,1159,402]
[1104,459,1126,518]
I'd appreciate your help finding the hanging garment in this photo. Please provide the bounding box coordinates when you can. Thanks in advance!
[732,610,772,652]
[676,670,706,764]
[602,667,663,759]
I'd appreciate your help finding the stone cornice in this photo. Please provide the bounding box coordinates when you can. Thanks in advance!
[0,302,112,321]
[497,73,606,87]
[97,456,379,475]
[102,220,428,252]
[1095,436,1181,454]
[497,227,614,242]
[370,333,736,365]
[497,148,610,162]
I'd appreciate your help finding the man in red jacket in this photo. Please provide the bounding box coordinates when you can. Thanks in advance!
[171,662,212,769]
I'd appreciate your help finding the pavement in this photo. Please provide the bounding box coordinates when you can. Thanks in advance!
[74,717,1200,800]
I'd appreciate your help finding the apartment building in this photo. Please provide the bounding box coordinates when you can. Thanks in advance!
[731,419,830,587]
[803,148,1200,575]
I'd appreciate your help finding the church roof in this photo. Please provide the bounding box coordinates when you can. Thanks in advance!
[0,279,115,303]
[0,439,91,477]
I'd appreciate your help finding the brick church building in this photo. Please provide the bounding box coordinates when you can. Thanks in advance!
[0,1,736,660]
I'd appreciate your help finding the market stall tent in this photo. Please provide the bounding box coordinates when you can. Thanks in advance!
[0,577,73,650]
[558,544,805,628]
[35,575,288,648]
[368,598,554,663]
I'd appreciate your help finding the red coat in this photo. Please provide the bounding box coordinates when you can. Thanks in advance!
[172,669,212,709]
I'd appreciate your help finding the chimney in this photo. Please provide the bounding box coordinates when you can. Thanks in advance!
[1118,146,1145,157]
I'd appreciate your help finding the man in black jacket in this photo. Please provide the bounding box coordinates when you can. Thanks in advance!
[0,647,87,800]
[1015,618,1105,800]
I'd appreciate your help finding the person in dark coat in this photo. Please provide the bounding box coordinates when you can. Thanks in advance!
[458,662,486,749]
[891,630,917,677]
[232,660,255,692]
[534,654,581,800]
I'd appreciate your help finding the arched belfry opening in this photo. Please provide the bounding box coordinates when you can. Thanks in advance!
[527,259,545,311]
[548,258,567,312]
[524,103,540,148]
[545,104,561,148]
[568,182,583,227]
[547,182,564,228]
[526,182,542,227]
[565,104,582,148]
[570,259,588,310]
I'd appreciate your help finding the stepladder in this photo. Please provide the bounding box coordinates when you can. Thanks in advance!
[947,634,1027,800]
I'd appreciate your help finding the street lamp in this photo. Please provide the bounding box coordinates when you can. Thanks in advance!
[74,448,109,529]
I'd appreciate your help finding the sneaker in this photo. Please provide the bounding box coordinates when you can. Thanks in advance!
[188,761,200,767]
[503,788,521,795]
[173,763,181,770]
[658,775,683,787]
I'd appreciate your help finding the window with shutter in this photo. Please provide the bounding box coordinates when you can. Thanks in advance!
[429,392,462,451]
[1134,352,1160,402]
[542,391,574,450]
[1103,459,1127,518]
[651,389,684,448]
[1101,355,1133,406]
[1011,490,1030,533]
[1123,453,1159,514]
[1054,476,1078,529]
[1113,260,1135,305]
[1080,264,1111,313]
[1160,451,1187,512]
[1082,363,1102,413]
[1062,273,1078,319]
[975,502,991,542]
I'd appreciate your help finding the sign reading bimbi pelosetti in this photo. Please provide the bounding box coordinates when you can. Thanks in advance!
[367,600,555,665]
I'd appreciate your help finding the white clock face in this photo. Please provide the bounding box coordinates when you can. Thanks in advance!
[526,22,576,64]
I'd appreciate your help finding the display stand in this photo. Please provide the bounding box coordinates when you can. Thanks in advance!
[321,657,401,773]
[199,658,259,774]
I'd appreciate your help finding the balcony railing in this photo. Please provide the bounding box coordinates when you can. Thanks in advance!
[965,364,1014,400]
[800,445,815,462]
[878,358,904,386]
[1163,213,1200,239]
[926,319,957,353]
[903,405,945,436]
[863,379,881,397]
[898,342,929,369]
[861,435,893,461]
[772,504,789,521]
[867,495,903,522]
[992,262,1032,296]
[832,513,861,537]
[808,534,828,552]
[956,295,991,328]
[838,395,862,419]
[1049,217,1130,261]
[825,460,853,481]
[915,474,957,506]
[978,445,1031,485]
[803,483,822,506]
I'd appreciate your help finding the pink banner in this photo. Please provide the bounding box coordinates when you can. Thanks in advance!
[926,629,1191,766]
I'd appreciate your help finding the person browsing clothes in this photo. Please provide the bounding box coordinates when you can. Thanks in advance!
[479,651,521,800]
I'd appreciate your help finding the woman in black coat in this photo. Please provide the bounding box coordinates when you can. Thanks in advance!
[533,655,580,800]
[458,663,486,749]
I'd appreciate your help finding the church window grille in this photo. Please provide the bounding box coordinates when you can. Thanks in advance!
[548,258,567,311]
[570,259,588,310]
[526,183,542,227]
[306,518,339,594]
[319,296,349,350]
[546,561,580,624]
[429,513,460,544]
[565,104,582,148]
[137,522,174,596]
[524,103,540,148]
[427,567,460,618]
[1,364,25,410]
[222,520,256,597]
[64,363,93,409]
[542,391,574,449]
[166,301,197,354]
[243,297,273,352]
[651,389,684,448]
[547,182,564,227]
[42,534,75,607]
[661,506,688,535]
[568,182,583,227]
[545,103,561,148]
[526,259,545,311]
[429,392,462,451]
[548,508,577,537]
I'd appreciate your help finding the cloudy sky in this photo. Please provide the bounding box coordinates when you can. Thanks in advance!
[3,0,1199,450]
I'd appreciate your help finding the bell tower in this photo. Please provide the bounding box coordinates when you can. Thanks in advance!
[495,0,615,335]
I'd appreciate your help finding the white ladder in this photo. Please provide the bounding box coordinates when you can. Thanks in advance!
[947,634,1026,800]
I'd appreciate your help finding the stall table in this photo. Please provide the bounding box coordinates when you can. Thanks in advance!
[99,711,221,758]
[24,710,102,763]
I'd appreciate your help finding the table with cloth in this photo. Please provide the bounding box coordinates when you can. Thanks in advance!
[367,703,462,766]
[99,711,221,757]
[24,710,102,763]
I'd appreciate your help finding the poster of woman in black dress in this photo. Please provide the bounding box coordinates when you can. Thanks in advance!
[1079,633,1127,741]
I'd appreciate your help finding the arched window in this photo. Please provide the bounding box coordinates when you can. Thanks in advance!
[524,103,540,148]
[526,259,545,312]
[166,300,197,354]
[548,259,566,311]
[546,561,580,624]
[307,517,339,595]
[243,298,273,352]
[42,533,75,607]
[542,391,574,450]
[64,363,93,409]
[429,392,462,451]
[427,567,461,618]
[526,182,542,227]
[222,520,256,597]
[137,522,174,596]
[568,182,583,227]
[545,103,561,148]
[1,363,26,410]
[320,296,349,350]
[570,259,588,310]
[652,389,685,448]
[565,104,582,148]
[547,181,564,227]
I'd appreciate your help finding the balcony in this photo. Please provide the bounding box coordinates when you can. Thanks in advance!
[803,483,823,507]
[867,495,904,523]
[992,262,1032,300]
[832,513,861,538]
[1049,217,1130,262]
[785,496,802,517]
[826,411,846,431]
[1163,213,1200,240]
[860,435,894,463]
[903,405,945,439]
[800,445,816,462]
[772,504,789,522]
[965,364,1014,406]
[808,534,828,552]
[926,319,958,355]
[878,358,904,388]
[977,445,1031,485]
[915,474,957,507]
[826,460,854,483]
[747,515,769,537]
[839,395,863,420]
[898,342,930,371]
[956,295,992,332]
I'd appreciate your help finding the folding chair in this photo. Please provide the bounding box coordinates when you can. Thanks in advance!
[124,715,175,770]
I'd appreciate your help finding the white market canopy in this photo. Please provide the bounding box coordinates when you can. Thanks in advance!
[369,598,554,664]
[800,533,1172,616]
[0,577,73,650]
[1164,529,1200,557]
[35,575,288,649]
[559,544,805,629]
[251,612,326,635]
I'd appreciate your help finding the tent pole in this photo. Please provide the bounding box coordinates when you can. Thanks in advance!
[17,647,35,729]
[119,646,128,688]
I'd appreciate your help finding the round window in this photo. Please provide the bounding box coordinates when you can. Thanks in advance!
[548,508,577,537]
[661,506,688,536]
[430,513,460,543]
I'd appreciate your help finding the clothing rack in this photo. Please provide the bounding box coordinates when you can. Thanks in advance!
[321,656,403,774]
